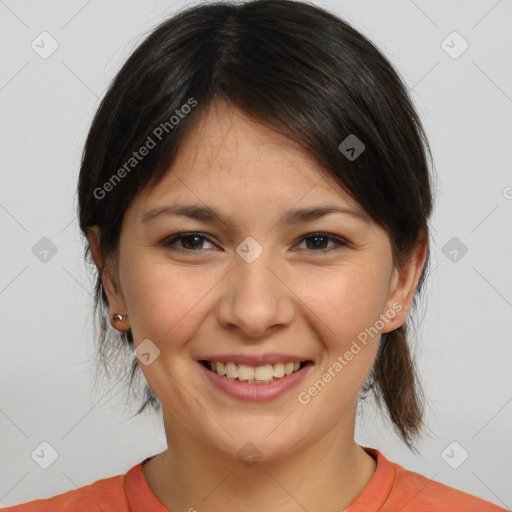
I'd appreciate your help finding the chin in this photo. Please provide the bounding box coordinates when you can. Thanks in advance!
[199,418,308,464]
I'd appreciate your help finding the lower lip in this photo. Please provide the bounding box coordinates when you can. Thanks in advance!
[199,362,313,402]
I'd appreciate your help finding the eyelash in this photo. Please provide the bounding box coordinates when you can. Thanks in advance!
[161,232,349,255]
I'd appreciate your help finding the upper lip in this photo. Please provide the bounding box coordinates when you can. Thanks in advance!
[199,353,311,366]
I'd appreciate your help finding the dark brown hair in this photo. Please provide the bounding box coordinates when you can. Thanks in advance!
[77,0,435,452]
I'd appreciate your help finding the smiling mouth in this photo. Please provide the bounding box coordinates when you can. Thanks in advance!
[200,360,311,384]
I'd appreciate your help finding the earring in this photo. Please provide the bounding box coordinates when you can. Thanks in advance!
[112,313,128,322]
[111,313,129,332]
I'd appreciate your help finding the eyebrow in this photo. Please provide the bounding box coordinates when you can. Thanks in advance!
[141,203,371,228]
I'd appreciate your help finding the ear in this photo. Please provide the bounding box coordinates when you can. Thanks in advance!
[381,229,428,333]
[87,226,129,323]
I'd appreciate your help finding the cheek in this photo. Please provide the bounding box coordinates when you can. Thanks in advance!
[299,263,391,347]
[121,256,219,345]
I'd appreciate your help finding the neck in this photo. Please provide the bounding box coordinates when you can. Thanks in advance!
[143,405,377,512]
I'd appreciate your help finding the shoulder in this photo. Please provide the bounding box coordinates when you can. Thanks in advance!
[0,468,130,512]
[381,450,507,511]
[347,448,507,511]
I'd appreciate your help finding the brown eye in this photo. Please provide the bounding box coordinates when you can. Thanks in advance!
[162,233,215,254]
[296,233,348,252]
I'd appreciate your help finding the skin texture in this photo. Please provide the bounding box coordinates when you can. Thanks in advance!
[88,99,428,512]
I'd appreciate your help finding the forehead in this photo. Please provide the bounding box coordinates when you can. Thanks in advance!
[129,100,366,221]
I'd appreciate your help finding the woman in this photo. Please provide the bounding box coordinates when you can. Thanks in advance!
[4,0,506,510]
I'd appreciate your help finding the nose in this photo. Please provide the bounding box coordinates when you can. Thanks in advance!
[215,247,295,340]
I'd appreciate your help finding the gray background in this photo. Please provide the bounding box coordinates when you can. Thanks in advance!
[1,0,511,508]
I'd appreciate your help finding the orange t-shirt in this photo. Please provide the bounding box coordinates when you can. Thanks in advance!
[1,448,507,511]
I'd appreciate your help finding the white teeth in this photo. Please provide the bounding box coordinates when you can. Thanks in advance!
[207,360,304,382]
[225,362,238,379]
[273,363,285,378]
[237,364,255,381]
[254,364,274,381]
[216,361,226,376]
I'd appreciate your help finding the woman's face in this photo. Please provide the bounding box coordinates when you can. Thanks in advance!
[93,100,424,461]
